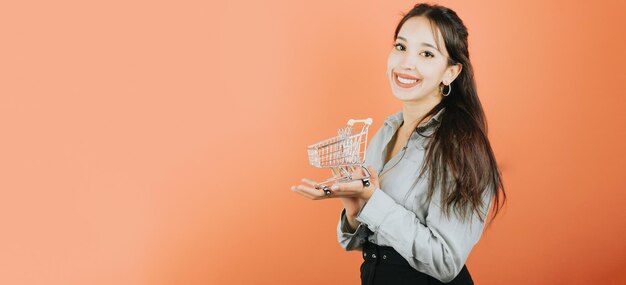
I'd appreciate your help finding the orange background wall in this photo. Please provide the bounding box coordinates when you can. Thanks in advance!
[1,0,625,284]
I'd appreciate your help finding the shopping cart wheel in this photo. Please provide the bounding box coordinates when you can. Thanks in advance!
[362,178,370,187]
[322,186,332,197]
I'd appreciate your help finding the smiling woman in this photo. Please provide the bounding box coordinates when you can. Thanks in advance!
[291,3,506,284]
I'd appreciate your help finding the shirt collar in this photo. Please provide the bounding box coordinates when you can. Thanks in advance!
[384,107,446,131]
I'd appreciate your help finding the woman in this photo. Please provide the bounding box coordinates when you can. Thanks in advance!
[291,3,506,284]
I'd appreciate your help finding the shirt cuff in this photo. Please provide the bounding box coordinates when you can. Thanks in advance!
[356,187,396,233]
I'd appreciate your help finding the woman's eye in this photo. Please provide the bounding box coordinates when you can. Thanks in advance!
[420,51,435,58]
[394,43,405,51]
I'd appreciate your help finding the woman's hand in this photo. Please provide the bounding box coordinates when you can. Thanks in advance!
[329,165,380,202]
[291,166,379,218]
[290,165,380,202]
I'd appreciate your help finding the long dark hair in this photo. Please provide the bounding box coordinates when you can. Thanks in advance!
[396,3,506,227]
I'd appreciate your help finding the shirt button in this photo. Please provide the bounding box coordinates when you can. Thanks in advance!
[364,253,367,257]
[383,255,387,259]
[372,254,377,259]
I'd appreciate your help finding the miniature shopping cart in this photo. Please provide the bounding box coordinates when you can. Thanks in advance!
[307,118,373,196]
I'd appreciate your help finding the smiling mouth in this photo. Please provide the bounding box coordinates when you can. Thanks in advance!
[393,72,421,88]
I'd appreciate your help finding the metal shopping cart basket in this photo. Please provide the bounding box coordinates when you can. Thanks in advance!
[307,118,373,196]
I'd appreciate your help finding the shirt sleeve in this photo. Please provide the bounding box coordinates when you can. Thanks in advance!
[355,186,494,283]
[336,207,371,251]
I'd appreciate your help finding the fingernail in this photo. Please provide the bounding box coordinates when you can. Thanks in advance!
[331,185,338,190]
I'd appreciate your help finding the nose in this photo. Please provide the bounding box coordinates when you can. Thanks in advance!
[399,53,418,70]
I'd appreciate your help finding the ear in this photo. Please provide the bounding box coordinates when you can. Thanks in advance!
[443,63,462,85]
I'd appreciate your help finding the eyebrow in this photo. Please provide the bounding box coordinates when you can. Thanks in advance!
[396,36,440,51]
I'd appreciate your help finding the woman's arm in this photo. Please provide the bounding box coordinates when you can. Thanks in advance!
[337,207,369,251]
[345,213,361,231]
[355,186,493,283]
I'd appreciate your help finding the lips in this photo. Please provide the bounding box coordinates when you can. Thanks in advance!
[393,71,421,88]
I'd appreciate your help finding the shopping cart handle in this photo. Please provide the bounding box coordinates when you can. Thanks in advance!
[347,118,373,126]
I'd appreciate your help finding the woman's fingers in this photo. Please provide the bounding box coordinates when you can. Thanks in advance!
[293,184,351,200]
[350,165,365,179]
[292,165,375,200]
[292,182,359,200]
[291,184,322,200]
[330,179,364,193]
[366,165,378,181]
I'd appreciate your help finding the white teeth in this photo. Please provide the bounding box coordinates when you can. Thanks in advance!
[397,75,417,84]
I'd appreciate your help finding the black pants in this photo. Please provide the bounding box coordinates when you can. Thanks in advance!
[360,242,474,285]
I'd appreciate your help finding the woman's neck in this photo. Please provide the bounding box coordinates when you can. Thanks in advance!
[401,98,442,131]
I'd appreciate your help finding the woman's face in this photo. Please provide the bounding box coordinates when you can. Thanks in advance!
[387,16,461,104]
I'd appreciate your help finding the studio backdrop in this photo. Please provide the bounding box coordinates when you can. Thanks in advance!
[0,0,625,284]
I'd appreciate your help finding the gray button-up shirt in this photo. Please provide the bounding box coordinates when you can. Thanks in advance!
[337,108,494,283]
